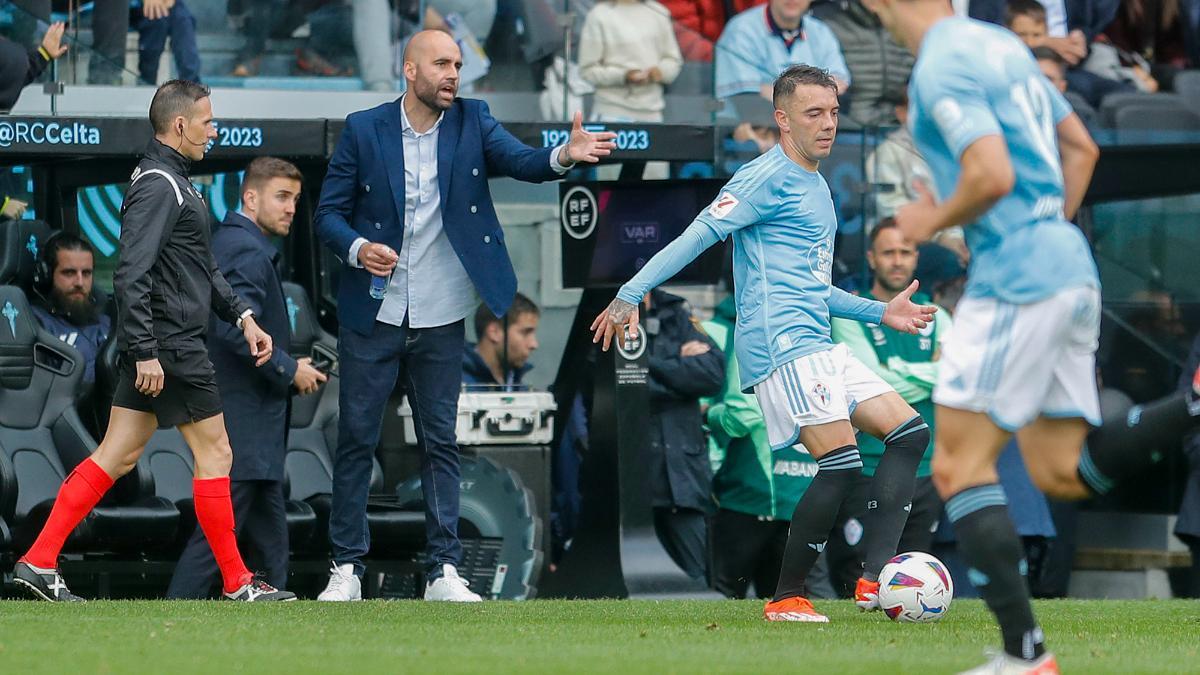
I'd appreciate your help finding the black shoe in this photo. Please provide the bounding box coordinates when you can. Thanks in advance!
[12,561,85,602]
[224,577,296,602]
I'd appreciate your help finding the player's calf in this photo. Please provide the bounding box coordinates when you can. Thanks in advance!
[860,414,929,584]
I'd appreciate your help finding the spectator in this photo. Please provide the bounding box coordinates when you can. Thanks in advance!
[663,0,759,62]
[168,157,325,598]
[30,233,111,388]
[864,88,968,261]
[812,0,914,127]
[0,22,66,111]
[715,0,850,100]
[704,292,819,599]
[11,0,129,84]
[228,0,287,76]
[578,1,683,123]
[1100,0,1197,90]
[462,293,540,389]
[641,289,725,581]
[134,0,202,83]
[1033,45,1097,126]
[428,0,497,43]
[824,219,947,593]
[1177,330,1200,598]
[1002,0,1137,107]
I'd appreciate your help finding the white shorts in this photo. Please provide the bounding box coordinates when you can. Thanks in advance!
[755,343,893,451]
[933,286,1101,431]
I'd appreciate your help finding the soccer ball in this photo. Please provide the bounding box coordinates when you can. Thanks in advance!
[877,551,954,623]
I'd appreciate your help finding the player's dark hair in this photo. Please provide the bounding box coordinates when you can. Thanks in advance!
[773,64,839,108]
[474,292,539,340]
[1005,0,1047,27]
[240,157,304,196]
[1031,45,1065,66]
[149,79,211,134]
[869,216,899,248]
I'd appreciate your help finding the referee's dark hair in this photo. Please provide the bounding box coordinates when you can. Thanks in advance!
[773,65,838,108]
[869,216,900,248]
[149,79,211,134]
[474,292,539,341]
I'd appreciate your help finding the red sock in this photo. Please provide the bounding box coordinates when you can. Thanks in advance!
[22,458,114,568]
[193,477,253,594]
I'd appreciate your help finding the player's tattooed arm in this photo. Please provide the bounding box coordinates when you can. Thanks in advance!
[590,298,642,351]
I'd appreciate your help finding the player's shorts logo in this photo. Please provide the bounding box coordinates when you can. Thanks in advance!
[707,191,740,220]
[811,382,831,408]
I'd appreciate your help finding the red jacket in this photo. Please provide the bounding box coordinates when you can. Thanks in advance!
[662,0,765,61]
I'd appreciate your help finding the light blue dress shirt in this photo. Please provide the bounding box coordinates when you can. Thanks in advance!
[349,95,572,328]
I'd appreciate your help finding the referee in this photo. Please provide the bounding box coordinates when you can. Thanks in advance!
[12,80,294,602]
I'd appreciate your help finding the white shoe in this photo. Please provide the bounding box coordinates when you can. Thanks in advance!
[317,563,362,601]
[423,564,482,602]
[959,651,1059,675]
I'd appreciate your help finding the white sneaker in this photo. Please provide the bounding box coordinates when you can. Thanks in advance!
[423,564,482,602]
[317,563,362,601]
[959,651,1059,675]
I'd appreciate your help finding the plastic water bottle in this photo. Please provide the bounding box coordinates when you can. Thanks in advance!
[370,273,389,300]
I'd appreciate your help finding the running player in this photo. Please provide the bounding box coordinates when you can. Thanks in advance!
[864,1,1200,672]
[591,64,937,623]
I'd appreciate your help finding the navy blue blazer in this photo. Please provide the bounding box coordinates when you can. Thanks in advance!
[208,211,296,482]
[314,97,561,335]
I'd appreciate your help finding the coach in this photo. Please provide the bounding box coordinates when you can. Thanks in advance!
[314,30,614,601]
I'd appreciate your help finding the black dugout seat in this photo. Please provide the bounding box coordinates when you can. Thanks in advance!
[0,286,178,554]
[93,321,318,552]
[281,283,425,555]
[0,447,15,561]
[0,219,53,288]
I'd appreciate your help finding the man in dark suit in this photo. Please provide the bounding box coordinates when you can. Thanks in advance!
[167,157,327,598]
[314,29,615,601]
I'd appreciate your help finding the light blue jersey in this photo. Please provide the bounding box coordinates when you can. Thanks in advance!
[617,144,885,392]
[908,17,1099,304]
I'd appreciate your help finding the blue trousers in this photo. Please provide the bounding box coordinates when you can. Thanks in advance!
[134,0,200,83]
[330,319,465,581]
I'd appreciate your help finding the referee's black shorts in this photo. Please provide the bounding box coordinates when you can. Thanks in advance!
[112,345,223,428]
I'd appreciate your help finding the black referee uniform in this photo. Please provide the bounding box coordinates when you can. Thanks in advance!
[113,139,252,424]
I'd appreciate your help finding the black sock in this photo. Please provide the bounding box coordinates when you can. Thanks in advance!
[862,415,929,580]
[772,445,862,602]
[947,485,1045,661]
[1079,392,1200,495]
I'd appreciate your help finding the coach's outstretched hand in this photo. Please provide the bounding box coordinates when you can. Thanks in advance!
[561,112,618,165]
[590,298,641,352]
[881,280,937,335]
[243,317,274,367]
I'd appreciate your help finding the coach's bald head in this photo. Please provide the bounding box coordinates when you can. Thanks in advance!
[403,30,462,113]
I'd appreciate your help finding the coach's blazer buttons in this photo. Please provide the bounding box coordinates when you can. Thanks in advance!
[472,168,479,176]
[483,235,491,244]
[470,205,478,213]
[374,222,382,230]
[364,184,371,193]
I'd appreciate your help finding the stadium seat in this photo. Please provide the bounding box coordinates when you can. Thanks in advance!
[0,220,54,288]
[1114,104,1200,132]
[1098,92,1185,128]
[665,61,714,97]
[280,283,425,556]
[0,445,16,561]
[0,286,179,554]
[1175,70,1200,110]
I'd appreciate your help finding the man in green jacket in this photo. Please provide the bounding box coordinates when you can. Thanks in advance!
[704,295,820,599]
[826,218,950,593]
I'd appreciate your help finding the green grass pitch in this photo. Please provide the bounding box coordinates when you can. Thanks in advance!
[0,599,1196,673]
